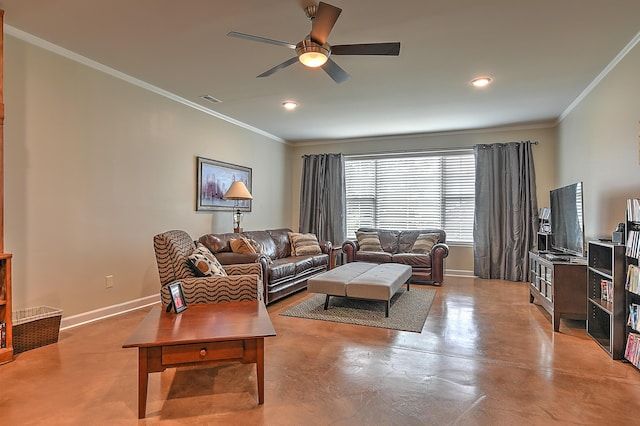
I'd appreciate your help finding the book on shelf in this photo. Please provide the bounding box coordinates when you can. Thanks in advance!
[539,207,551,221]
[625,333,640,368]
[626,230,640,259]
[600,279,613,302]
[626,264,640,295]
[0,322,5,348]
[627,198,640,222]
[629,304,640,331]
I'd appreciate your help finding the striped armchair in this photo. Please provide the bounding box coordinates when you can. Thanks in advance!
[153,230,263,306]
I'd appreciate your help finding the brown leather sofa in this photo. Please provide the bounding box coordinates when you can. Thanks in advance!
[198,228,331,304]
[342,227,449,285]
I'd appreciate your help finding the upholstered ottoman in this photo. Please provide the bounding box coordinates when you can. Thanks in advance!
[307,262,412,317]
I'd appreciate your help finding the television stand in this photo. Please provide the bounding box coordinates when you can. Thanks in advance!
[529,251,587,331]
[544,253,571,262]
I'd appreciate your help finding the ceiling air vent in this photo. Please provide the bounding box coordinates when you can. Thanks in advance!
[200,95,222,104]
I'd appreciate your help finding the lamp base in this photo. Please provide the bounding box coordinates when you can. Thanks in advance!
[234,227,243,234]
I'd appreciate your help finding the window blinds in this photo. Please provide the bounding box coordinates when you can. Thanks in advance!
[345,151,475,243]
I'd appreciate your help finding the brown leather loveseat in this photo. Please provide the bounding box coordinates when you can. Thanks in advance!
[198,228,331,304]
[342,227,449,285]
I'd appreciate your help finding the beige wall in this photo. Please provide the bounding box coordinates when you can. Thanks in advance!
[4,35,291,317]
[558,40,640,241]
[289,126,558,274]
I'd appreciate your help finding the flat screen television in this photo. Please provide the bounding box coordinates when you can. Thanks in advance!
[549,182,585,257]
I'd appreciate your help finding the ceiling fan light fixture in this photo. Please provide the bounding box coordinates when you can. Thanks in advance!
[282,101,298,110]
[472,77,492,87]
[296,40,330,67]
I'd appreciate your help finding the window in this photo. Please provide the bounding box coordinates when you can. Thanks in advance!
[345,150,475,244]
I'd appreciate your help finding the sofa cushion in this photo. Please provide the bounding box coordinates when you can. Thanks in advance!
[398,229,446,253]
[188,243,228,277]
[198,233,237,253]
[411,233,440,254]
[356,231,384,252]
[267,228,293,258]
[292,256,314,274]
[391,252,432,268]
[242,231,278,259]
[268,258,297,281]
[230,237,258,254]
[354,250,393,263]
[289,232,322,255]
[357,228,399,253]
[309,253,330,268]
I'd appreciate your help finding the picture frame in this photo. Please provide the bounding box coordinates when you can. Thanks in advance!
[196,156,252,212]
[168,282,188,313]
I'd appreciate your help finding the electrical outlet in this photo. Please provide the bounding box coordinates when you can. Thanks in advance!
[105,275,114,289]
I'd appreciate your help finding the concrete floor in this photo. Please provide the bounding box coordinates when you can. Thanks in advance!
[1,276,639,425]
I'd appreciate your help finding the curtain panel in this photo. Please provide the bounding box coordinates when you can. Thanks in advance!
[473,141,538,281]
[299,153,346,245]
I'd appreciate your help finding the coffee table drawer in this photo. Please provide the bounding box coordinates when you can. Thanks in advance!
[162,341,244,364]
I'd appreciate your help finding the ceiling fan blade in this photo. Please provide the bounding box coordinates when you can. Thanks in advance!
[331,42,401,56]
[321,58,350,84]
[257,57,299,78]
[227,31,296,50]
[310,2,342,45]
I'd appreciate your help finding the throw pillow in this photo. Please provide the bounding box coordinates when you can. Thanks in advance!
[411,233,440,254]
[230,237,258,254]
[188,243,228,277]
[288,232,322,256]
[356,231,383,252]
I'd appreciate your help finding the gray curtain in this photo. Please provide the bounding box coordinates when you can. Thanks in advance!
[473,141,538,281]
[299,153,346,245]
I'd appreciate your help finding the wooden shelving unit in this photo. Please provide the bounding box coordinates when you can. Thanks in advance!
[586,241,626,359]
[0,10,11,364]
[624,199,640,369]
[529,251,587,332]
[0,253,12,363]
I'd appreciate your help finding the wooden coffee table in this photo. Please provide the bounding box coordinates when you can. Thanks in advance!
[122,301,276,419]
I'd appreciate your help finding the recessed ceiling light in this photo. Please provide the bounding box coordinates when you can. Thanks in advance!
[282,101,298,110]
[472,77,492,87]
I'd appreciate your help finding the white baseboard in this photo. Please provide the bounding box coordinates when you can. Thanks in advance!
[60,295,160,331]
[445,269,475,277]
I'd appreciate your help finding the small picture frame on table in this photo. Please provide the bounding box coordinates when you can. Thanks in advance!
[167,282,187,313]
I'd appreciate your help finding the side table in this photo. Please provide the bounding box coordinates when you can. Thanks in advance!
[330,246,344,270]
[123,302,276,418]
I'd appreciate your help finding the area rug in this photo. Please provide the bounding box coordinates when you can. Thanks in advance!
[280,288,436,333]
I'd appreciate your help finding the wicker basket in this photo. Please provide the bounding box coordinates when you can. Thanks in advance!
[12,306,63,354]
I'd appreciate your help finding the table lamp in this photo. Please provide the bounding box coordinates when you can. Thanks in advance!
[223,181,253,233]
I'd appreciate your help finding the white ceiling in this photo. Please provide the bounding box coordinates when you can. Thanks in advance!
[2,0,640,143]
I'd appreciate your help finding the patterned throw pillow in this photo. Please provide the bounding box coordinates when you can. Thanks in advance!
[230,237,258,254]
[188,243,227,277]
[288,232,322,256]
[356,231,383,252]
[411,233,440,254]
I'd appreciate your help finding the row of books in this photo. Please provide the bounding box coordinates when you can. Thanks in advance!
[629,304,640,331]
[600,279,614,302]
[625,230,640,259]
[626,264,640,295]
[539,207,551,221]
[0,322,5,348]
[628,198,640,222]
[625,333,640,369]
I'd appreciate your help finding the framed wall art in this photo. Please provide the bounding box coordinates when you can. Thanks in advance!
[196,156,252,212]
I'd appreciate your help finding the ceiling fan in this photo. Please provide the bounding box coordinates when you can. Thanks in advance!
[227,2,401,84]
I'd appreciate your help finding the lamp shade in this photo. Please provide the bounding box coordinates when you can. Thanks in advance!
[223,181,253,200]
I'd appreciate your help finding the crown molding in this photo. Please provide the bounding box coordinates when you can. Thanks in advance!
[4,25,286,144]
[559,30,640,122]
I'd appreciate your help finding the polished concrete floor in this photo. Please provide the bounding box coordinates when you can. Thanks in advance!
[1,276,640,425]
